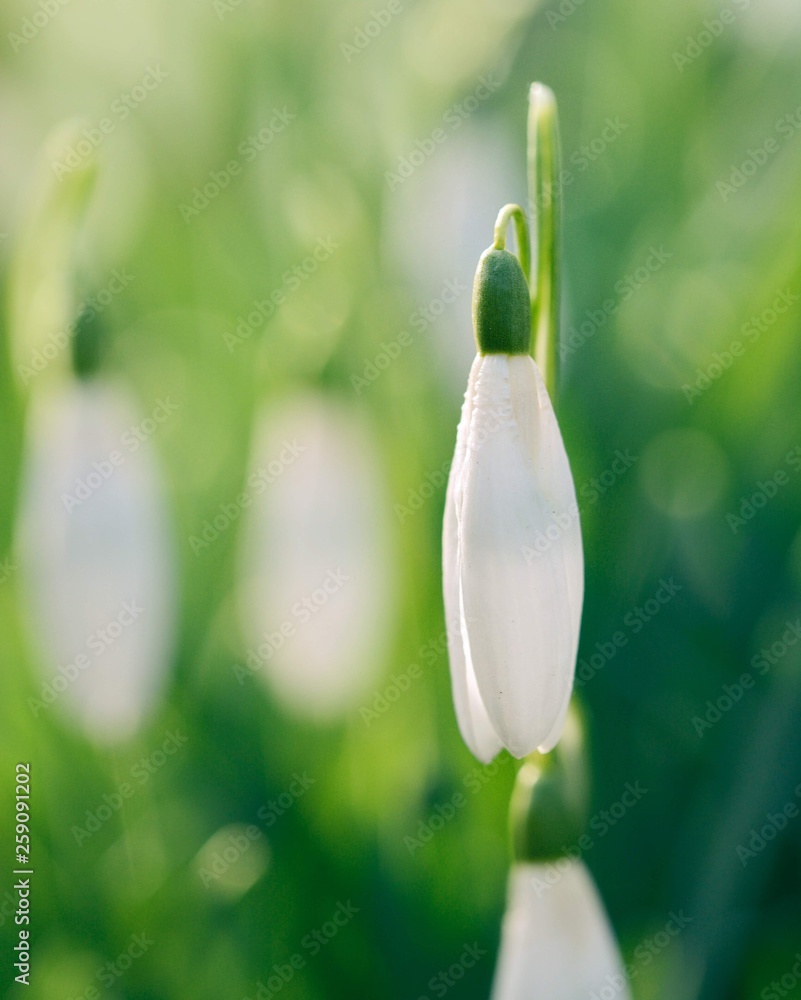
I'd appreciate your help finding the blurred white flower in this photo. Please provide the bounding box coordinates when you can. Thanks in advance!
[443,352,583,762]
[18,379,176,743]
[238,394,395,719]
[492,860,631,1000]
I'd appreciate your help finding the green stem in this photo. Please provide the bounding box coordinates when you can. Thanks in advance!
[509,703,590,862]
[7,118,98,391]
[492,203,531,289]
[527,83,562,400]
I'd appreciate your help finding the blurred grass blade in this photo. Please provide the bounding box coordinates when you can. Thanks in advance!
[7,118,98,389]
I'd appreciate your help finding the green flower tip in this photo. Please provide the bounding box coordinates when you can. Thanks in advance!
[509,705,591,863]
[71,303,105,380]
[472,247,531,356]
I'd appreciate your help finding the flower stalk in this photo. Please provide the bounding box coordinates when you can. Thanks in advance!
[492,203,531,287]
[527,83,562,400]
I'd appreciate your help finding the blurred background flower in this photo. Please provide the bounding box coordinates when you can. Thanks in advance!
[0,0,800,997]
[491,859,631,1000]
[18,375,177,744]
[237,392,395,719]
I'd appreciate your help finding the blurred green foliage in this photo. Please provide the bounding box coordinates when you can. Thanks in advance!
[1,0,801,997]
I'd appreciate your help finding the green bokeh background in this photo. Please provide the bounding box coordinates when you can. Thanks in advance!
[2,0,801,997]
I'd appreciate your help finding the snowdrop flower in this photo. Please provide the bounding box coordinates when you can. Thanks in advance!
[495,685,628,997]
[238,394,395,719]
[18,377,177,743]
[10,123,175,744]
[443,245,583,762]
[491,859,631,1000]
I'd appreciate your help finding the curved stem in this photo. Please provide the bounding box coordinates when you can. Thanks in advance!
[7,118,98,391]
[527,83,562,401]
[492,203,531,288]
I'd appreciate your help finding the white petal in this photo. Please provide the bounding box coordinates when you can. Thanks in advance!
[492,861,632,1000]
[443,356,502,763]
[510,357,584,651]
[507,355,584,750]
[458,355,576,757]
[18,380,176,744]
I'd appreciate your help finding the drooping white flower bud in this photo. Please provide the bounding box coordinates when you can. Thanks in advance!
[491,860,631,1000]
[443,246,583,761]
[18,379,177,743]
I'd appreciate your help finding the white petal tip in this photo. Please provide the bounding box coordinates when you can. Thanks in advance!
[470,743,502,766]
